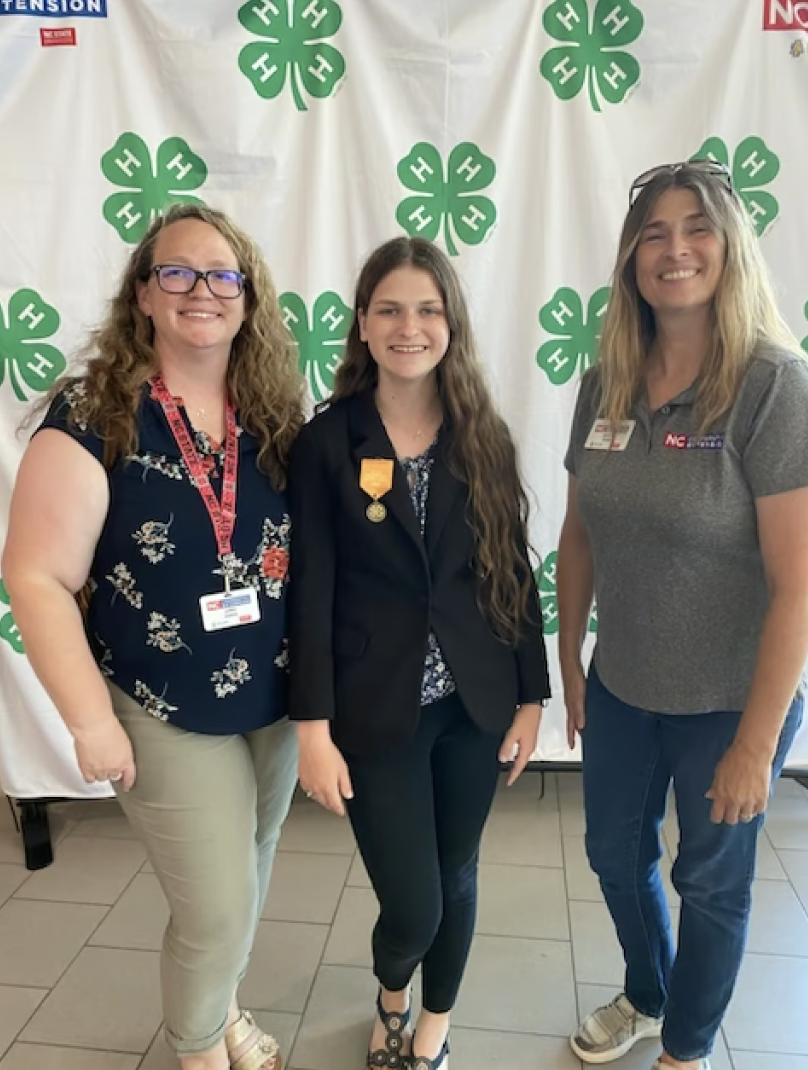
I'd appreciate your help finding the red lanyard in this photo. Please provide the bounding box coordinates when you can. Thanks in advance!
[150,377,239,583]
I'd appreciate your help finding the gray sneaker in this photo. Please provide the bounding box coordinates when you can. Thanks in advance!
[571,993,663,1063]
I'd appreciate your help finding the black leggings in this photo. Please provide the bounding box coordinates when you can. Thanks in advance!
[345,692,503,1013]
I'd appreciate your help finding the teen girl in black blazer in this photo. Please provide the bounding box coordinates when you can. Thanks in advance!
[288,237,550,1070]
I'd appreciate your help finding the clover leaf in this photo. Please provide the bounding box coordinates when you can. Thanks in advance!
[0,580,24,654]
[280,290,351,401]
[692,135,780,237]
[101,133,207,244]
[239,0,346,111]
[396,142,497,256]
[0,289,66,402]
[537,286,610,386]
[536,551,596,636]
[540,0,644,112]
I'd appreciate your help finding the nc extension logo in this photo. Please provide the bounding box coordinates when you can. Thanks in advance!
[0,0,108,15]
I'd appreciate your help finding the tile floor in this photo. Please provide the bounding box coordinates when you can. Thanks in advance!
[2,772,808,1069]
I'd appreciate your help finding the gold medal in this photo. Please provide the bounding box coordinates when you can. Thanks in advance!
[360,458,393,525]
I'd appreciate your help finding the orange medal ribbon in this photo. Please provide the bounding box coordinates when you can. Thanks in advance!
[359,458,394,522]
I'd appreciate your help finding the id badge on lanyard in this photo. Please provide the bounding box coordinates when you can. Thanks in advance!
[150,377,261,632]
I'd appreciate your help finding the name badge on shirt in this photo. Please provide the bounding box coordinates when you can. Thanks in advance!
[584,418,636,452]
[199,588,261,632]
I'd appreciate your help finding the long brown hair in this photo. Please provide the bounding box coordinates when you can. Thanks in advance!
[37,204,304,488]
[332,236,535,644]
[600,165,803,433]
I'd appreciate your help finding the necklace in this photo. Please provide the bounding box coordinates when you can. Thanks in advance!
[377,404,441,441]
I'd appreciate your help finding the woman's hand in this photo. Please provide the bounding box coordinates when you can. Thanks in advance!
[297,721,354,816]
[563,665,587,749]
[705,738,772,825]
[73,717,136,792]
[499,702,543,786]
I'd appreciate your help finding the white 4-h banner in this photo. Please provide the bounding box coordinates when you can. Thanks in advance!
[0,0,807,798]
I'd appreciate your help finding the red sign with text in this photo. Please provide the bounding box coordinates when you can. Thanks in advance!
[40,27,77,47]
[764,0,808,29]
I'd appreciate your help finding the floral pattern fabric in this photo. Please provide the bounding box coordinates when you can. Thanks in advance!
[399,437,457,707]
[38,385,290,735]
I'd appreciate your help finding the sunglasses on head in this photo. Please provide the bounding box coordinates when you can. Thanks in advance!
[629,160,733,207]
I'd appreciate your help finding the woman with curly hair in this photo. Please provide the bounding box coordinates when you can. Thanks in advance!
[288,236,551,1070]
[3,204,305,1070]
[559,162,808,1070]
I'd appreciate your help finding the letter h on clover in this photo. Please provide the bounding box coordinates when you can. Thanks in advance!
[537,552,597,637]
[536,286,610,386]
[540,0,644,113]
[101,133,208,244]
[395,142,497,256]
[238,0,346,111]
[0,289,66,401]
[280,290,352,402]
[691,136,780,237]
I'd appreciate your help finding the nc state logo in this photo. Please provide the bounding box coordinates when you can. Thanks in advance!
[764,0,808,30]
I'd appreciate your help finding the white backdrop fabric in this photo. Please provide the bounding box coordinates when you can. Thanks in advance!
[1,0,807,798]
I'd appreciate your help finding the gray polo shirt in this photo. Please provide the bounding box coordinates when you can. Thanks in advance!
[565,345,808,714]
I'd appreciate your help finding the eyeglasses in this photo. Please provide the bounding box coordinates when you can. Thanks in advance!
[629,160,733,206]
[150,264,247,299]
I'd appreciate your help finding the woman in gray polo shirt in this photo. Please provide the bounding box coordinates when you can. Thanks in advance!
[558,161,808,1070]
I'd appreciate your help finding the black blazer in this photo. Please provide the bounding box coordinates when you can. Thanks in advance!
[288,391,551,757]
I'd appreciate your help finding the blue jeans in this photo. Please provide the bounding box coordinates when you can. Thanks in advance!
[582,666,803,1062]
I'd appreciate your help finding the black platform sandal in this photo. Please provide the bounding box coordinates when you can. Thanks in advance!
[411,1033,450,1070]
[367,990,412,1069]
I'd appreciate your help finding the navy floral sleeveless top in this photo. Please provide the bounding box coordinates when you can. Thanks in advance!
[38,382,290,735]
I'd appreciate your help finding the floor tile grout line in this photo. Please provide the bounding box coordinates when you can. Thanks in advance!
[0,981,51,991]
[3,1036,154,1057]
[282,842,361,1064]
[720,1026,737,1070]
[137,1017,165,1070]
[729,1043,808,1056]
[10,893,138,908]
[7,861,143,1050]
[770,849,808,923]
[0,990,48,1062]
[558,772,586,1044]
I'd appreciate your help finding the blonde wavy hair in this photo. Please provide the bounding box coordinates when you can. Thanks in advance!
[331,236,535,645]
[38,204,304,488]
[600,165,803,433]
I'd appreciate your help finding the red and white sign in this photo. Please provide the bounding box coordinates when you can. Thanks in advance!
[40,27,76,46]
[664,432,688,449]
[764,0,808,30]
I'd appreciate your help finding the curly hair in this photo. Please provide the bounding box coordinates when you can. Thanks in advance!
[37,204,304,488]
[600,164,803,434]
[330,236,535,645]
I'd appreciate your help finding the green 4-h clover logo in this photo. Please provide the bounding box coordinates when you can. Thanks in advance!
[280,291,351,402]
[692,136,780,237]
[540,0,644,112]
[238,0,345,111]
[101,133,207,244]
[0,580,24,654]
[396,142,497,257]
[0,290,66,401]
[536,551,597,636]
[537,286,610,386]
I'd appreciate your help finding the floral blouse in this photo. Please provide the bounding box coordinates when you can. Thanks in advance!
[399,438,457,707]
[38,382,291,735]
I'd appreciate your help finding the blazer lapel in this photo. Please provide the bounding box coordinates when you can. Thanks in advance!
[425,430,466,557]
[348,393,427,562]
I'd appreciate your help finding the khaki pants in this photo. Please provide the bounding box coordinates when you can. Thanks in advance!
[109,682,298,1056]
